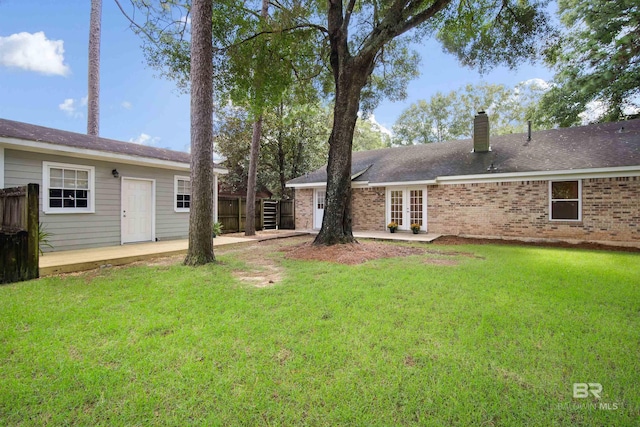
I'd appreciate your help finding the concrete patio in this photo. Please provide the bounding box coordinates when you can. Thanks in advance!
[39,229,441,276]
[39,231,306,276]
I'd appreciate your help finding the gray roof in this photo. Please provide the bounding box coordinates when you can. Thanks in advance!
[0,118,191,164]
[288,119,640,185]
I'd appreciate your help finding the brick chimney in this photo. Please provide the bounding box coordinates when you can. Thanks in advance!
[473,111,490,152]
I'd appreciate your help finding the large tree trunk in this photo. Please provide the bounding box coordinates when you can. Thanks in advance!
[184,0,215,266]
[245,116,262,236]
[87,0,101,136]
[313,59,373,245]
[244,0,269,236]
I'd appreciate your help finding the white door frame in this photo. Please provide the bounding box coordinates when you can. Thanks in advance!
[121,177,156,244]
[313,188,326,230]
[386,187,428,231]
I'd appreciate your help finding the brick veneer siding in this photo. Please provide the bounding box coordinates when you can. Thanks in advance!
[427,177,640,243]
[351,187,386,231]
[294,188,314,230]
[295,177,639,243]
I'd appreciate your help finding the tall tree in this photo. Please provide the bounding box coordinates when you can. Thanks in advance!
[87,0,101,136]
[537,0,640,126]
[314,0,552,245]
[123,0,552,245]
[245,0,270,237]
[184,0,215,265]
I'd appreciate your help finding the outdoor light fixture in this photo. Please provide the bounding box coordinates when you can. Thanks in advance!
[112,169,119,178]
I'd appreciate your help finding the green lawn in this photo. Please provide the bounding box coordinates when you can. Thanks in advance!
[1,238,639,426]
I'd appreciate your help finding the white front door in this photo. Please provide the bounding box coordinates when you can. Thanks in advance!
[388,188,427,231]
[314,189,326,229]
[122,178,154,243]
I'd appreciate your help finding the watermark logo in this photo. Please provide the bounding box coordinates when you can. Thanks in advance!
[573,383,602,399]
[553,383,621,411]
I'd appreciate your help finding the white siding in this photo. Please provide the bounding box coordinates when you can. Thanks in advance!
[0,146,4,188]
[5,149,191,252]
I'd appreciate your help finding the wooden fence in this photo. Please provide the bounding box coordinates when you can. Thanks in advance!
[218,197,294,233]
[1,184,39,284]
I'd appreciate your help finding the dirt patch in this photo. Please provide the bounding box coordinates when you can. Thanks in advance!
[433,236,640,253]
[226,242,285,287]
[281,241,427,265]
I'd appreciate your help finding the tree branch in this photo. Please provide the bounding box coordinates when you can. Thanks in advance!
[113,0,159,45]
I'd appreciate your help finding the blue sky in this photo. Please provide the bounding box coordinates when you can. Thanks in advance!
[0,1,552,153]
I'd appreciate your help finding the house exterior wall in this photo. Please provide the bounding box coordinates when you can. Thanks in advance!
[351,187,386,231]
[294,188,314,230]
[427,177,640,243]
[295,176,639,244]
[4,148,191,251]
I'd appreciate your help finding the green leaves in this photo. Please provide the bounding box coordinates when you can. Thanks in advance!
[392,80,548,145]
[537,0,640,126]
[437,0,554,73]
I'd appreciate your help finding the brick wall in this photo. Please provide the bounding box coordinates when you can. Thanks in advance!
[294,188,314,230]
[295,177,639,243]
[352,187,386,231]
[427,177,640,243]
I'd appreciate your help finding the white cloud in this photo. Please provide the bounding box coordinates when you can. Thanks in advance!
[520,78,551,91]
[0,31,70,76]
[59,98,84,118]
[80,96,88,107]
[129,133,160,146]
[367,114,393,137]
[121,101,132,110]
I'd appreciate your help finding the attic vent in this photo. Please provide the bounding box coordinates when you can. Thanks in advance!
[473,111,490,153]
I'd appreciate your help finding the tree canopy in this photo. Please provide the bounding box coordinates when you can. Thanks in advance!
[537,0,640,126]
[392,80,548,145]
[123,0,555,245]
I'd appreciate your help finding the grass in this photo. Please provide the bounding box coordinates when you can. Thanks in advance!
[1,238,639,426]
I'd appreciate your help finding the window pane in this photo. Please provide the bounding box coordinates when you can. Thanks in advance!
[50,168,63,179]
[552,181,578,199]
[47,165,91,210]
[552,201,579,220]
[63,169,76,188]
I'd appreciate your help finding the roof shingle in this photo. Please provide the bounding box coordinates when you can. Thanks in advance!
[0,118,191,164]
[288,119,640,185]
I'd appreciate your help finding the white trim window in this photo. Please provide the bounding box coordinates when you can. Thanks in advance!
[549,180,582,221]
[42,162,95,214]
[174,176,191,212]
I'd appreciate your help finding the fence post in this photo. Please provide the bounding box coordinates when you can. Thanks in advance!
[26,183,39,279]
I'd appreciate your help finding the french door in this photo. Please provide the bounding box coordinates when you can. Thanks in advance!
[387,188,427,231]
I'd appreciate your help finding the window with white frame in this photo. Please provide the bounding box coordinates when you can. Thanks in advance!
[43,162,95,213]
[174,176,191,212]
[550,180,581,221]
